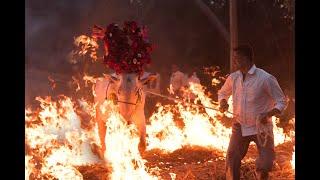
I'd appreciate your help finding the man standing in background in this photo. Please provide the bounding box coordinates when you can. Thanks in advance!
[169,64,188,96]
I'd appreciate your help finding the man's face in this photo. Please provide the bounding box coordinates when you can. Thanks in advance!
[233,52,251,71]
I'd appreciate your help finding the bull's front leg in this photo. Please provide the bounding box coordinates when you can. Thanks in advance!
[95,108,107,160]
[133,112,147,155]
[138,125,146,154]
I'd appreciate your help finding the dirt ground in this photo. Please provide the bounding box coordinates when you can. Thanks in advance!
[77,142,294,180]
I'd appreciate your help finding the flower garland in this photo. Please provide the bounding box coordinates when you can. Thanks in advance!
[92,21,153,74]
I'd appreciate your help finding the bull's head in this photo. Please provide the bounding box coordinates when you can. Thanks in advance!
[106,73,157,122]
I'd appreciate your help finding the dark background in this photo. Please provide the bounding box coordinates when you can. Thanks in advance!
[25,0,294,105]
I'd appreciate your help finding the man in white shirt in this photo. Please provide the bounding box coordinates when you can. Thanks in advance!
[188,68,201,85]
[170,64,188,96]
[218,44,287,180]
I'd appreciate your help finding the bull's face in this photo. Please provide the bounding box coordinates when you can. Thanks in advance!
[107,73,157,122]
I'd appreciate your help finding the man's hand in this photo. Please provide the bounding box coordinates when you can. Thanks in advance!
[258,112,269,124]
[219,99,229,113]
[258,108,281,124]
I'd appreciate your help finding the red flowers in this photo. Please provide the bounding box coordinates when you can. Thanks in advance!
[92,21,153,74]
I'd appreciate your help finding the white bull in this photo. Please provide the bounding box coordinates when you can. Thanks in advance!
[94,72,157,158]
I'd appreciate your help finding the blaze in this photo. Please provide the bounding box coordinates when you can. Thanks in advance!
[291,146,295,169]
[25,64,294,179]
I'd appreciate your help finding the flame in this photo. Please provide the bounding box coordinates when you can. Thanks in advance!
[169,172,177,180]
[25,155,33,180]
[146,83,232,154]
[25,96,101,178]
[291,146,295,169]
[26,27,295,178]
[273,117,295,146]
[25,95,157,179]
[72,76,81,92]
[83,74,98,86]
[68,35,99,64]
[203,66,226,87]
[211,78,221,86]
[100,101,157,179]
[74,35,99,60]
[26,68,295,178]
[83,74,98,97]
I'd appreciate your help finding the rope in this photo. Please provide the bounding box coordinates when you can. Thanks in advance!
[145,90,236,116]
[256,115,273,147]
[116,100,137,105]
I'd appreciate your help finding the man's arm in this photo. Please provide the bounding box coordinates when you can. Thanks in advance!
[260,75,288,123]
[218,75,233,112]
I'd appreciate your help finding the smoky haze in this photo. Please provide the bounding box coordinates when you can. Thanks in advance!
[26,0,294,105]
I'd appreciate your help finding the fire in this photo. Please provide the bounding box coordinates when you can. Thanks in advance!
[291,146,295,169]
[211,78,221,86]
[169,172,177,180]
[101,101,157,179]
[273,117,295,146]
[203,66,227,87]
[83,74,98,85]
[72,76,81,92]
[25,95,157,179]
[83,74,99,97]
[68,35,99,64]
[25,96,101,179]
[25,155,33,180]
[146,83,232,154]
[26,71,295,179]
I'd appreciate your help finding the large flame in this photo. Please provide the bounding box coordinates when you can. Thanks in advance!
[101,101,157,179]
[25,79,295,179]
[25,96,101,179]
[26,50,294,178]
[25,95,159,179]
[146,83,232,154]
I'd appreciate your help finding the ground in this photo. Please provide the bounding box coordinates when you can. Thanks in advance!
[77,142,294,180]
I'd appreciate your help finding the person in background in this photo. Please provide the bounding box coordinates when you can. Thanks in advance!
[187,67,201,85]
[169,64,188,96]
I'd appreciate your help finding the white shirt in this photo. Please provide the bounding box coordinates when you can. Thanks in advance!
[170,71,188,91]
[188,73,200,85]
[218,65,287,136]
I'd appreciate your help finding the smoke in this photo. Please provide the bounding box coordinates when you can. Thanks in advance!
[26,0,229,71]
[26,0,294,103]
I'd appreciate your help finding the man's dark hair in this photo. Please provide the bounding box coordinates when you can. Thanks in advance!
[233,44,254,62]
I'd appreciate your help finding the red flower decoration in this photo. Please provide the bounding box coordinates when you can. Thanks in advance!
[92,21,153,74]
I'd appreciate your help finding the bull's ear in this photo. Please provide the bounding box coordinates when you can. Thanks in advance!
[104,74,120,83]
[140,73,157,85]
